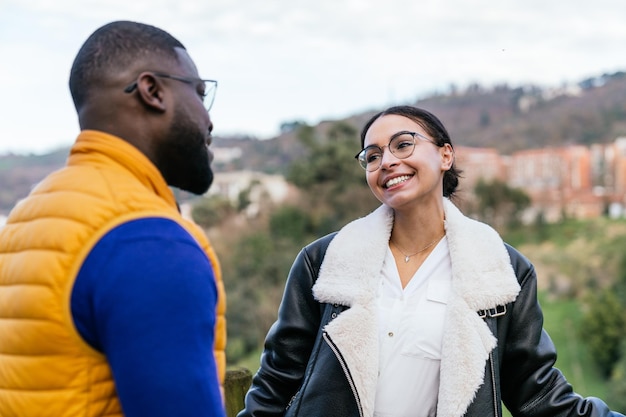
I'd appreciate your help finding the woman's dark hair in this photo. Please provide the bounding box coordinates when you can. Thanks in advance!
[360,105,461,198]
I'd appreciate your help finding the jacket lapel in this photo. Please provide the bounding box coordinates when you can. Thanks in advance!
[438,200,520,417]
[313,205,392,417]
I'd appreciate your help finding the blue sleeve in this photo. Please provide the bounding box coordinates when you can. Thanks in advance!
[71,217,225,417]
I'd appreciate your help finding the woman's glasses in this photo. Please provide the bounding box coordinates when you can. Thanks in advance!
[355,131,433,172]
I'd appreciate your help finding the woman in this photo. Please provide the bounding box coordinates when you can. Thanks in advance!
[238,106,623,417]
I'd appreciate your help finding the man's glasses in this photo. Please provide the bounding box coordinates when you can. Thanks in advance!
[124,72,218,111]
[355,131,433,172]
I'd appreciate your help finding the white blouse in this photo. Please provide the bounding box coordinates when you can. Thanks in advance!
[374,237,452,417]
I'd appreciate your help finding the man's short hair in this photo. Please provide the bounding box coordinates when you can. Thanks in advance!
[69,21,185,110]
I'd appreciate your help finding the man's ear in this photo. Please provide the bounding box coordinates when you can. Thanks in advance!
[135,73,167,112]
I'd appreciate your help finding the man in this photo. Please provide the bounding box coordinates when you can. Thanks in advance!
[0,21,226,417]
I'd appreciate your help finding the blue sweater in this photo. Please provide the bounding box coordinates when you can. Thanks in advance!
[71,218,225,417]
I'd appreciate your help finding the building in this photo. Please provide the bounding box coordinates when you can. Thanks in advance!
[205,170,294,217]
[455,146,509,192]
[456,137,626,221]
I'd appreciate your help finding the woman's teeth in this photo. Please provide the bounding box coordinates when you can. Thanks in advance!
[385,175,411,188]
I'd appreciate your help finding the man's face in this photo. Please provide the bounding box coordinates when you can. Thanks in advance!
[156,105,214,195]
[155,48,214,195]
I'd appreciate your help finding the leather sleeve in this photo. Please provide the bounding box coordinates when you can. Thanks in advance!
[238,234,335,417]
[501,245,624,417]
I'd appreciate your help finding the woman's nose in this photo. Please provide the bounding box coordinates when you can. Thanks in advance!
[379,147,399,168]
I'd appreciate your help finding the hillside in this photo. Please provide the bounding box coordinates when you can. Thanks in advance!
[0,148,68,214]
[1,70,625,214]
[420,73,626,153]
[212,70,626,174]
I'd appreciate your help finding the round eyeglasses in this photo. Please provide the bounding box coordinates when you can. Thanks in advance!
[355,131,433,172]
[124,72,218,112]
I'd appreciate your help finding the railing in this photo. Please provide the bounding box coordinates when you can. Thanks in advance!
[224,368,253,417]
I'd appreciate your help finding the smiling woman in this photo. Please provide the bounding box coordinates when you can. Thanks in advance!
[237,105,625,417]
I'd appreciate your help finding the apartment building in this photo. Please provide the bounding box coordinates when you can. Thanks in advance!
[455,137,626,221]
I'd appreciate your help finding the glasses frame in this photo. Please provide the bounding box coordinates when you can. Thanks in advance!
[355,131,433,172]
[123,72,218,111]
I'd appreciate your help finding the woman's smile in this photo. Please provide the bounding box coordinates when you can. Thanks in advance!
[384,174,413,189]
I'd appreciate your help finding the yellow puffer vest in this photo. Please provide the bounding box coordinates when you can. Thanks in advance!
[0,131,226,417]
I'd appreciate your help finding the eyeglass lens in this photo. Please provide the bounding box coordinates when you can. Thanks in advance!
[358,133,417,171]
[203,81,217,111]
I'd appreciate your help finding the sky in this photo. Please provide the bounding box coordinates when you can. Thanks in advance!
[1,0,625,155]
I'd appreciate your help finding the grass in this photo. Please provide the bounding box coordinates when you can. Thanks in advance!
[502,293,608,416]
[538,293,608,398]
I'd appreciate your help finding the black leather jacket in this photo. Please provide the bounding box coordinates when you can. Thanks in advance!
[239,202,624,417]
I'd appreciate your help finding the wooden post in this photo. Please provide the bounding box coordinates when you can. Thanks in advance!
[224,367,253,417]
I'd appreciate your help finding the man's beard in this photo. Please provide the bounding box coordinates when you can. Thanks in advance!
[156,109,214,195]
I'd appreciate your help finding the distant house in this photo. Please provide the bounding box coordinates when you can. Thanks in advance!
[204,170,295,217]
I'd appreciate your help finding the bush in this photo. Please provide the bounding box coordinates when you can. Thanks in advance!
[607,341,626,411]
[191,195,234,229]
[580,288,626,377]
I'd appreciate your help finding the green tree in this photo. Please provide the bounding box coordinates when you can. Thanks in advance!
[287,122,364,190]
[286,121,378,234]
[580,288,626,377]
[608,341,626,411]
[191,195,234,229]
[223,232,300,362]
[269,205,312,242]
[614,253,626,306]
[473,179,530,230]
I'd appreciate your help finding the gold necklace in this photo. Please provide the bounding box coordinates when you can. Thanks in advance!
[390,233,445,263]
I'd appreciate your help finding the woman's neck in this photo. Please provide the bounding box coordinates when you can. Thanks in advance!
[390,201,445,249]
